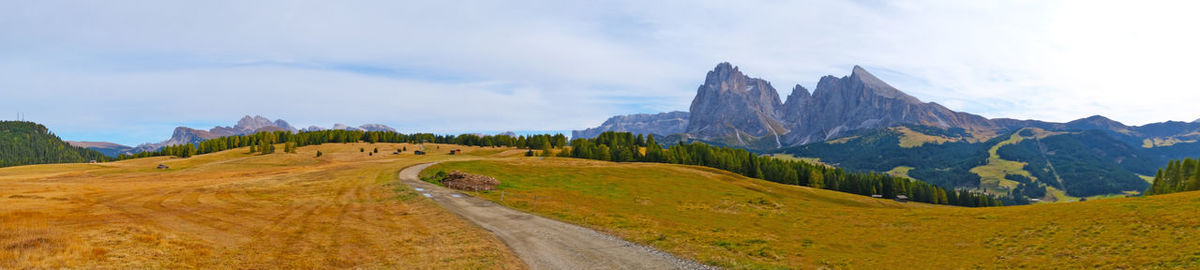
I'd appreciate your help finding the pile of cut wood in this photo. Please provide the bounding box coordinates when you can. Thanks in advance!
[440,171,500,191]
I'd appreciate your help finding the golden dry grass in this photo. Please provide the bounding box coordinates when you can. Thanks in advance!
[430,157,1200,269]
[0,143,523,269]
[894,126,961,148]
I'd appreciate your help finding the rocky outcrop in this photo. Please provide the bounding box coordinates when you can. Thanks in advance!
[780,66,998,145]
[572,111,689,139]
[686,63,788,146]
[582,62,1200,150]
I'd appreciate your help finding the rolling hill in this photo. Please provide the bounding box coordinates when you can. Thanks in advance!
[426,156,1200,269]
[0,121,111,168]
[66,141,134,157]
[775,126,1174,203]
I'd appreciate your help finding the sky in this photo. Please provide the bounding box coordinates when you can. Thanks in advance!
[3,0,1200,146]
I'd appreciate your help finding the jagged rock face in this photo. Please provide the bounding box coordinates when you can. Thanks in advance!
[780,84,812,128]
[686,63,788,144]
[572,111,689,139]
[781,66,997,145]
[581,62,1200,150]
[302,126,325,132]
[134,127,220,152]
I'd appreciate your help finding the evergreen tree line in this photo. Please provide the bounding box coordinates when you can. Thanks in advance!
[113,128,1000,206]
[558,132,1002,207]
[1146,157,1200,195]
[0,121,112,167]
[118,129,573,160]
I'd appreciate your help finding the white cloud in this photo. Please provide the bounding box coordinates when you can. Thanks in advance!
[2,0,1199,145]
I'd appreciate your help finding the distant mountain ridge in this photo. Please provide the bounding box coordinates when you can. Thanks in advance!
[131,115,396,152]
[572,111,689,139]
[576,62,1200,149]
[67,141,134,157]
[574,62,1200,202]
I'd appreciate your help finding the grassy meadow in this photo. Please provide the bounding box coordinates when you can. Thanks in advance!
[428,157,1200,269]
[0,143,523,269]
[6,141,1200,269]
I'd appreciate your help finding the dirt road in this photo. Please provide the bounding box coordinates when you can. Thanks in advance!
[399,163,712,270]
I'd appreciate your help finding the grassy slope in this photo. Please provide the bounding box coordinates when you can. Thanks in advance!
[0,143,522,269]
[429,157,1200,269]
[969,132,1032,195]
[895,126,960,148]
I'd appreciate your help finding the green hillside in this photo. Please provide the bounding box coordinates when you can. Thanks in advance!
[775,125,1189,204]
[0,121,111,168]
[427,157,1200,269]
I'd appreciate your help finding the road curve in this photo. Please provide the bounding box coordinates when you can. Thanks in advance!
[399,163,712,270]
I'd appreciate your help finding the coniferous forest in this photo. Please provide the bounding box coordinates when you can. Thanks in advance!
[0,121,111,168]
[1146,157,1200,195]
[563,132,1003,207]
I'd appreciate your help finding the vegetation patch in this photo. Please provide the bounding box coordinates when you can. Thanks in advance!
[430,157,1200,269]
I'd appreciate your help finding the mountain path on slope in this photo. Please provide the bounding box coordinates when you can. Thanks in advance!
[398,163,713,270]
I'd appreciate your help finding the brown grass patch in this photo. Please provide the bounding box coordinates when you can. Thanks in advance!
[0,143,523,269]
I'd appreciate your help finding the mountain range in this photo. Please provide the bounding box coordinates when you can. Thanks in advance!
[71,115,397,155]
[575,62,1200,203]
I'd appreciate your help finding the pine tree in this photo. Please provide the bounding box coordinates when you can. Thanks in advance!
[316,150,323,157]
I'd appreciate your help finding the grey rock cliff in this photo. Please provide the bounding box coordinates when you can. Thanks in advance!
[572,111,689,139]
[686,63,788,145]
[780,66,997,145]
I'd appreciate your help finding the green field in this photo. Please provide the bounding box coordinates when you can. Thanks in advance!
[428,157,1200,269]
[969,132,1034,195]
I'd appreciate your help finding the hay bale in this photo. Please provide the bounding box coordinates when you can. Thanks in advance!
[440,171,500,191]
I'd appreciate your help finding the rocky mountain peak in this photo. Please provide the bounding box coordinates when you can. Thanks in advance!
[842,66,921,102]
[235,115,276,131]
[687,63,787,145]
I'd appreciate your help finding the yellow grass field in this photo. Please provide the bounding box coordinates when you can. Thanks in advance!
[7,142,1200,269]
[0,143,523,269]
[428,157,1200,269]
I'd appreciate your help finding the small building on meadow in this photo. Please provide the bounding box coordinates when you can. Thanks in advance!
[870,194,883,198]
[88,160,98,164]
[894,195,909,202]
[156,164,169,170]
[449,149,462,155]
[414,151,426,155]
